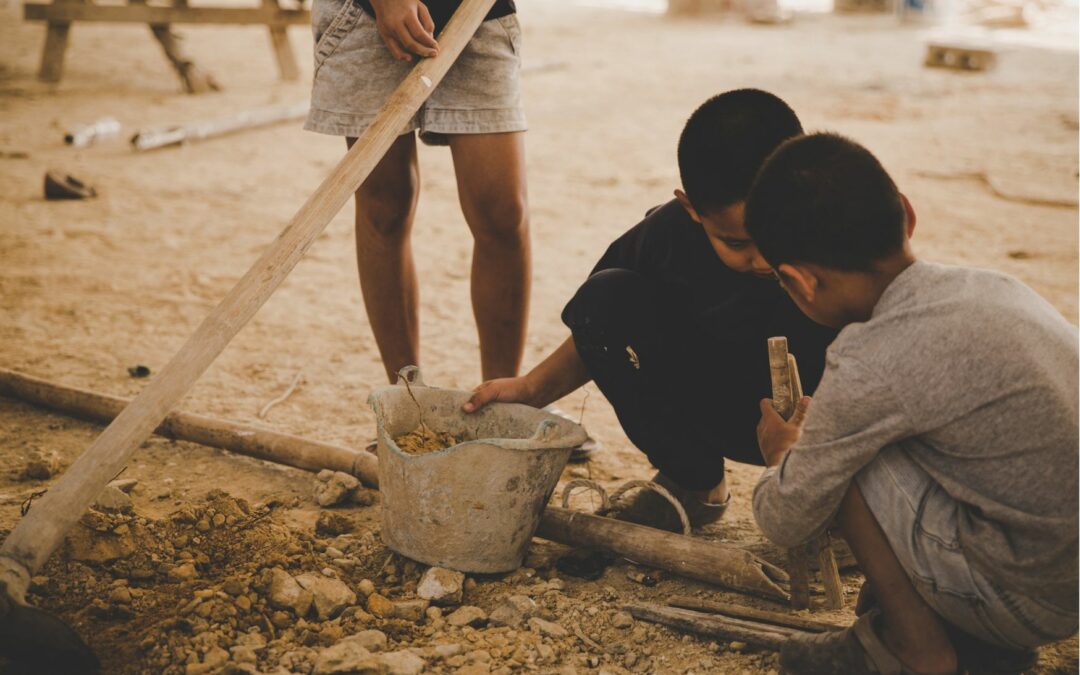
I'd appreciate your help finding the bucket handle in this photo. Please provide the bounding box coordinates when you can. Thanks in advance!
[395,365,426,387]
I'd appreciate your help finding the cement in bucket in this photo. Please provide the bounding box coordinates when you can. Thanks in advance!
[369,367,587,573]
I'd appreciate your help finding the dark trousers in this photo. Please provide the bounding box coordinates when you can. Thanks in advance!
[561,268,766,491]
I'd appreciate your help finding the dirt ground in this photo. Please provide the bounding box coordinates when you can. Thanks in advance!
[1,1,1078,673]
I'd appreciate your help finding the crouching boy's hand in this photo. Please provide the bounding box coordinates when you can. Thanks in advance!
[463,377,536,414]
[757,396,811,467]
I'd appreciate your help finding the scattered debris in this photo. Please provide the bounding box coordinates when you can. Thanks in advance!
[130,101,309,152]
[64,117,121,147]
[44,170,97,200]
[258,370,304,419]
[127,365,151,378]
[314,470,362,507]
[925,41,997,71]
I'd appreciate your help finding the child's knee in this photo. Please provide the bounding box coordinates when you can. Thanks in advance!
[469,192,528,246]
[356,187,416,238]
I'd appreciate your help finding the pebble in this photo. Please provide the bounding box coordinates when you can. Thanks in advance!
[380,649,426,675]
[489,594,537,628]
[391,599,430,622]
[313,640,379,675]
[93,486,134,514]
[267,568,313,616]
[349,629,388,652]
[729,641,747,652]
[365,593,395,618]
[294,572,357,620]
[417,567,465,606]
[611,611,634,629]
[168,563,198,581]
[528,617,568,638]
[446,606,487,628]
[315,511,354,537]
[357,579,376,597]
[314,471,361,507]
[109,586,132,604]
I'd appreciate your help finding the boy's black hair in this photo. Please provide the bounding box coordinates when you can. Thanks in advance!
[677,89,803,213]
[745,132,907,272]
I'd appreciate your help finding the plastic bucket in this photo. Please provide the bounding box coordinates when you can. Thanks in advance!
[368,367,587,573]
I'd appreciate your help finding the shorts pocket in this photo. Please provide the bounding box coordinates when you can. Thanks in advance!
[313,0,364,75]
[494,14,522,56]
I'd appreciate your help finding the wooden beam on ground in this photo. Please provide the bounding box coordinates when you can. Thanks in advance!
[0,368,379,487]
[24,3,309,26]
[667,595,844,633]
[625,603,798,651]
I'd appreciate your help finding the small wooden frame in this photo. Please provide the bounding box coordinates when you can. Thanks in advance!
[24,0,310,90]
[767,337,846,611]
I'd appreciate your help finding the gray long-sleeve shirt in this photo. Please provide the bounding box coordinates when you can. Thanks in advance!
[753,261,1079,601]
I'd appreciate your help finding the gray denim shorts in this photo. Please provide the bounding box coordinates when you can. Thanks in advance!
[856,446,1078,649]
[304,0,526,145]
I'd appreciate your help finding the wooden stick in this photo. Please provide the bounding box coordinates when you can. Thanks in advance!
[536,507,790,601]
[0,368,377,486]
[0,367,791,602]
[130,101,308,150]
[667,596,843,633]
[624,603,797,651]
[785,351,844,611]
[0,0,499,606]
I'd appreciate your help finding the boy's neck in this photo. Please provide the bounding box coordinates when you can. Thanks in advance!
[860,250,917,319]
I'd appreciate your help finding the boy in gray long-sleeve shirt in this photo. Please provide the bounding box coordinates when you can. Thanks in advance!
[745,133,1078,675]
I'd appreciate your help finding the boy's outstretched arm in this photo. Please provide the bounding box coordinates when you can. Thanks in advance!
[369,0,439,62]
[464,337,591,413]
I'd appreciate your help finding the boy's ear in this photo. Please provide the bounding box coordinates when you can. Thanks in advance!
[674,189,702,224]
[777,263,818,303]
[900,193,917,238]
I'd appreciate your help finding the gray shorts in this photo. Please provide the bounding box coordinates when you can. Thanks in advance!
[856,446,1077,649]
[304,0,526,146]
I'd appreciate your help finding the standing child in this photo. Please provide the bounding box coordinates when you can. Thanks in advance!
[306,0,530,382]
[748,133,1078,674]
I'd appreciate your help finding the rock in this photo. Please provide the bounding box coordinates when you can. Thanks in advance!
[446,606,487,628]
[65,521,137,563]
[528,617,568,639]
[184,645,229,675]
[108,586,132,604]
[380,650,426,675]
[314,471,361,507]
[390,599,429,622]
[295,573,357,620]
[108,478,139,493]
[417,567,465,606]
[168,563,198,581]
[19,452,62,481]
[313,641,381,675]
[357,579,376,597]
[489,595,537,628]
[611,611,634,629]
[267,568,313,616]
[351,489,378,507]
[728,640,747,652]
[349,630,388,653]
[316,511,354,537]
[365,593,394,618]
[230,645,258,664]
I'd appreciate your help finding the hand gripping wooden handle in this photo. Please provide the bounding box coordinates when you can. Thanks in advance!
[0,0,498,603]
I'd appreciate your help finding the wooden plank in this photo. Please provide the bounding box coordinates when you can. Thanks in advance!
[24,3,309,25]
[668,596,844,633]
[625,603,796,651]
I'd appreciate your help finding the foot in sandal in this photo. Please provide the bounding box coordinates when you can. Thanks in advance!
[612,472,730,532]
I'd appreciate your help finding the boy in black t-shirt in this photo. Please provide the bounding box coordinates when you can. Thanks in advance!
[464,90,836,529]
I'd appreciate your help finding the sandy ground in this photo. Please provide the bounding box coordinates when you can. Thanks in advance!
[0,1,1078,672]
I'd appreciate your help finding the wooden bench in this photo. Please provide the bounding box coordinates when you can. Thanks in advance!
[24,0,311,91]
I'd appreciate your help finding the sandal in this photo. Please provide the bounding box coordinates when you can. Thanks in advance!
[781,609,937,675]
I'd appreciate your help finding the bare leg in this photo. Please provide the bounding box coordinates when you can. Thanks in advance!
[447,132,531,380]
[349,133,421,382]
[837,484,958,675]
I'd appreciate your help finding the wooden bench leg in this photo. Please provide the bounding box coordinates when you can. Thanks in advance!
[815,534,845,610]
[149,23,220,93]
[265,0,299,80]
[39,19,72,82]
[787,544,812,609]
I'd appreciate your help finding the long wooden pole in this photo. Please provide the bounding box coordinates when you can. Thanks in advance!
[0,0,498,605]
[0,368,378,486]
[624,603,796,651]
[1,369,791,602]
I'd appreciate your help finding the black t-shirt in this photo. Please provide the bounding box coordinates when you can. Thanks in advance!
[590,199,837,399]
[359,0,516,35]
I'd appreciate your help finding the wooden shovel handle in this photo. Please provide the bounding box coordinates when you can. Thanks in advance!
[0,0,498,602]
